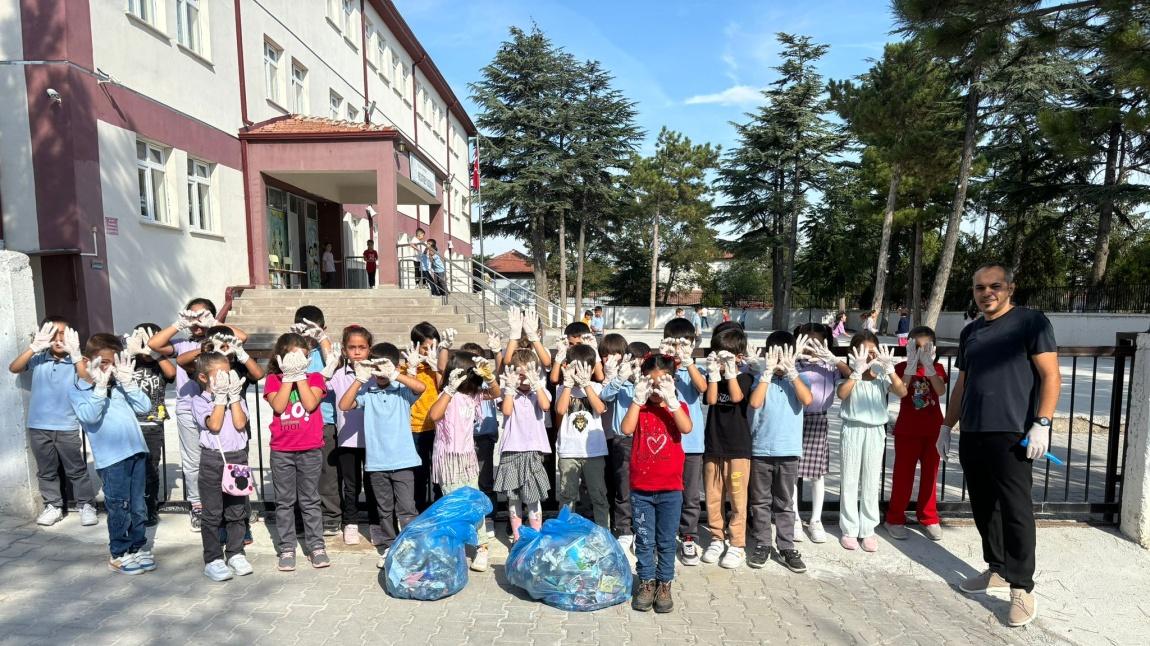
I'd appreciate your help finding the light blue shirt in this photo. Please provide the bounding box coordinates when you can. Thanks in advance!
[69,379,150,469]
[676,366,707,454]
[308,348,336,425]
[840,375,892,427]
[358,382,422,472]
[26,352,80,431]
[599,377,635,437]
[751,374,809,457]
[430,253,445,273]
[475,399,499,436]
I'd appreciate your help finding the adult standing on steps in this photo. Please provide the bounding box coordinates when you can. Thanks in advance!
[938,263,1060,628]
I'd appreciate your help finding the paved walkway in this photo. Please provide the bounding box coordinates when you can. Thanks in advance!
[0,516,1145,645]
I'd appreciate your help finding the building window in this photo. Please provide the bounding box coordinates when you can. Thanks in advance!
[347,104,359,122]
[326,0,339,26]
[291,61,307,113]
[187,158,213,231]
[341,0,354,35]
[401,64,410,97]
[376,35,388,78]
[175,0,202,53]
[136,141,168,223]
[264,40,283,104]
[365,18,377,67]
[127,0,156,26]
[329,90,343,120]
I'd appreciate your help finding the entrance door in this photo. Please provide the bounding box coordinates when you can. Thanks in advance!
[287,195,304,288]
[304,200,321,288]
[267,188,288,288]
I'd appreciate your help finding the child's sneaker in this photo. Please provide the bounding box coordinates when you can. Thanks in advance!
[203,559,233,582]
[792,523,805,543]
[134,550,157,572]
[808,520,828,543]
[36,504,63,526]
[884,522,909,540]
[653,581,674,613]
[376,547,390,570]
[323,523,340,537]
[343,524,360,545]
[277,551,296,572]
[719,545,745,569]
[617,534,635,554]
[308,548,331,568]
[484,518,496,539]
[108,553,144,575]
[79,503,98,526]
[227,554,253,576]
[840,536,858,550]
[632,579,656,612]
[922,523,943,541]
[861,536,878,552]
[778,549,807,573]
[679,537,701,566]
[470,546,489,572]
[188,506,202,532]
[701,539,725,564]
[747,544,772,569]
[370,524,386,546]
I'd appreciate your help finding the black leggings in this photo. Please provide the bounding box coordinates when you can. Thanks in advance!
[336,447,379,525]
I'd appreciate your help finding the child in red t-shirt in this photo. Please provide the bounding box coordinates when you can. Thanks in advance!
[620,354,692,614]
[363,240,379,288]
[884,326,949,541]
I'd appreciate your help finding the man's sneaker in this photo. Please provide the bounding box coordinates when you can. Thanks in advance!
[885,522,908,540]
[778,549,807,574]
[861,536,879,552]
[719,545,745,569]
[484,518,496,539]
[108,553,145,575]
[922,523,943,541]
[203,559,233,582]
[376,547,390,570]
[653,581,674,613]
[747,544,772,569]
[343,524,360,545]
[470,546,489,572]
[134,550,157,572]
[36,504,63,526]
[189,507,202,532]
[370,524,386,546]
[227,554,253,576]
[308,548,331,568]
[679,537,701,566]
[840,536,858,551]
[959,569,1010,595]
[808,520,828,543]
[322,524,340,537]
[701,540,725,564]
[79,503,98,526]
[277,551,296,572]
[632,579,656,612]
[1008,589,1037,627]
[617,534,635,554]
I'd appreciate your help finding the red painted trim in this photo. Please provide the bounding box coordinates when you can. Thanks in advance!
[240,139,257,284]
[233,0,251,126]
[360,0,370,124]
[240,129,399,143]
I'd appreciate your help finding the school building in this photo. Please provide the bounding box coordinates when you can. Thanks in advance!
[0,0,476,337]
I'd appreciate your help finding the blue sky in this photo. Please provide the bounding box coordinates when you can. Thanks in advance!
[395,0,901,253]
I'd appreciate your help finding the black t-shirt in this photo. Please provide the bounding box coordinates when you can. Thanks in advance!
[133,361,174,425]
[704,372,755,458]
[956,306,1056,433]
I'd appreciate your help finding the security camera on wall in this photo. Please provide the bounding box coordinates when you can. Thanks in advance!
[46,88,62,104]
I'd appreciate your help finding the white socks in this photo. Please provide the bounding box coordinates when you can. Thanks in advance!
[793,477,826,524]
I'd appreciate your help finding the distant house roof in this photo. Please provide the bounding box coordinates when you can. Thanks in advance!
[488,250,534,276]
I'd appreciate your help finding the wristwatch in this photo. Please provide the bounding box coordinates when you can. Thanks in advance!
[1035,417,1052,427]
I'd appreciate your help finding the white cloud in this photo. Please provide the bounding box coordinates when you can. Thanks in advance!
[683,85,765,106]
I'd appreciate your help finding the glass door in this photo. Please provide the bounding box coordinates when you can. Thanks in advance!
[304,200,321,288]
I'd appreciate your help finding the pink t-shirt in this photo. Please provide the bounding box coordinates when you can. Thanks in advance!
[264,372,327,452]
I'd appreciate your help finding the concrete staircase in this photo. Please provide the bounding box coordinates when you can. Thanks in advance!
[223,287,507,351]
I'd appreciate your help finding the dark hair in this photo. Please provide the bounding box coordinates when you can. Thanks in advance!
[849,330,880,350]
[342,325,373,347]
[663,317,696,341]
[84,333,123,358]
[203,324,233,338]
[583,310,593,318]
[370,342,401,365]
[564,321,591,337]
[641,353,677,375]
[694,305,703,311]
[427,239,439,251]
[711,321,744,337]
[446,350,484,395]
[594,306,603,313]
[794,322,824,343]
[459,342,494,360]
[598,333,628,359]
[711,326,747,355]
[41,315,69,326]
[185,298,217,316]
[416,227,425,235]
[973,262,1014,284]
[267,332,310,374]
[909,326,936,343]
[194,351,231,381]
[133,322,162,336]
[410,321,441,344]
[627,341,651,357]
[566,344,597,366]
[766,330,795,349]
[294,305,325,327]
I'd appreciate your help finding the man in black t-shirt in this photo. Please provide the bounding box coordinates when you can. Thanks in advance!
[938,263,1060,628]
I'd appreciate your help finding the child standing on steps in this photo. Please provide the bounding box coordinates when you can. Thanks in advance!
[837,331,908,552]
[265,332,331,571]
[659,318,708,566]
[496,349,553,542]
[555,344,610,529]
[428,351,501,572]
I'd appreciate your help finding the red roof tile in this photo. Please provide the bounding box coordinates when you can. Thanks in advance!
[241,115,398,136]
[487,250,534,275]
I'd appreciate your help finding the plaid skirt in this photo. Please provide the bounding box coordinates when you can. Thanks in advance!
[798,412,830,479]
[494,450,551,504]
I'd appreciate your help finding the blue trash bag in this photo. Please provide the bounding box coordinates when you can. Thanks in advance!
[505,506,632,611]
[384,486,492,600]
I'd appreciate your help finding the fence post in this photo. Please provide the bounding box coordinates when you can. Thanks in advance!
[1120,333,1150,548]
[0,251,39,518]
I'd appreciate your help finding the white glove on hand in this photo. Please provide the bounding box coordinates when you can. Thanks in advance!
[874,345,897,376]
[706,352,722,383]
[779,345,800,381]
[507,307,523,341]
[320,343,342,379]
[572,361,593,389]
[173,309,197,332]
[656,375,680,411]
[373,359,401,382]
[719,351,739,380]
[207,332,237,356]
[124,329,147,358]
[211,370,231,406]
[674,338,694,367]
[658,337,676,356]
[62,327,83,363]
[849,346,869,380]
[580,333,597,349]
[89,358,111,398]
[603,354,621,382]
[278,350,310,383]
[561,362,576,388]
[793,334,811,361]
[227,370,245,405]
[522,306,540,343]
[921,341,937,365]
[487,331,504,354]
[808,338,839,368]
[905,343,920,376]
[30,322,56,353]
[632,376,653,405]
[1025,422,1049,460]
[441,328,457,350]
[745,348,766,375]
[524,362,544,392]
[442,368,468,396]
[113,350,137,390]
[194,309,218,330]
[936,424,953,461]
[500,366,518,398]
[472,357,496,384]
[353,359,378,383]
[291,318,327,343]
[423,341,440,372]
[554,339,568,365]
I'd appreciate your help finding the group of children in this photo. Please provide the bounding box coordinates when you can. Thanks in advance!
[12,300,950,613]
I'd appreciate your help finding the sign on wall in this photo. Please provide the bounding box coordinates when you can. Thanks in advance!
[408,154,437,197]
[105,217,118,236]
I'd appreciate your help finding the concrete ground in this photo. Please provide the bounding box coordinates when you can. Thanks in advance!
[0,515,1146,645]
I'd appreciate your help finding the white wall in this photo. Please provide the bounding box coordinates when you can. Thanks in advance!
[98,121,248,332]
[0,251,39,517]
[876,310,1150,345]
[1120,333,1150,548]
[0,0,39,253]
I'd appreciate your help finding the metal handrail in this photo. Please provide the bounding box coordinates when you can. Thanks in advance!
[442,256,574,329]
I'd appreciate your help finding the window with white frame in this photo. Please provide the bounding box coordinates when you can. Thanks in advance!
[365,18,377,66]
[291,61,307,113]
[187,158,213,231]
[347,104,359,122]
[136,141,168,223]
[391,50,401,89]
[329,90,343,120]
[341,0,354,36]
[127,0,157,26]
[326,0,340,25]
[264,40,283,104]
[175,0,202,53]
[401,64,410,98]
[376,34,388,77]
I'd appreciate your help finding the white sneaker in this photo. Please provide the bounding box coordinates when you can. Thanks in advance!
[135,549,156,572]
[37,505,63,526]
[720,545,746,569]
[79,503,98,526]
[484,518,496,539]
[792,522,806,542]
[227,554,253,576]
[343,524,360,545]
[470,546,489,572]
[617,534,635,554]
[701,540,726,564]
[679,538,701,566]
[376,547,390,570]
[808,520,828,544]
[203,559,233,582]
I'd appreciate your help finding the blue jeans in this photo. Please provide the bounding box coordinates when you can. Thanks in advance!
[98,452,148,557]
[631,489,682,583]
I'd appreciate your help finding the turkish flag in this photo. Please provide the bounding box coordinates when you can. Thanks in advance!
[470,141,480,191]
